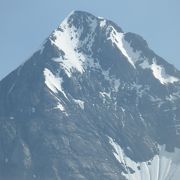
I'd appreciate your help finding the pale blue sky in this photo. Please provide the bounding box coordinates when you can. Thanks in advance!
[0,0,180,80]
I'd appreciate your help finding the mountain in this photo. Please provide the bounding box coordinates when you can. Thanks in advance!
[0,10,180,180]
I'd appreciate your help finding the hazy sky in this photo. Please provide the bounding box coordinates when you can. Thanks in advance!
[0,0,180,80]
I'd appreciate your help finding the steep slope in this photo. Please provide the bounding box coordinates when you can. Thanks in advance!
[0,11,180,180]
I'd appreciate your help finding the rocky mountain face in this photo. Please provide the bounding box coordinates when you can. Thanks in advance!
[0,11,180,180]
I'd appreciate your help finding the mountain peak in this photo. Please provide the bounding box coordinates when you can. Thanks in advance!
[1,11,180,180]
[68,10,97,18]
[59,10,98,30]
[36,10,180,82]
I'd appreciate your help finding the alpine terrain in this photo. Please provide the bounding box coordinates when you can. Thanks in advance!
[1,11,180,180]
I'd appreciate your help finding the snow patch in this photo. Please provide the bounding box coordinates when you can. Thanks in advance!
[44,68,67,98]
[51,14,97,77]
[56,103,65,111]
[48,92,68,115]
[98,16,104,19]
[121,107,126,113]
[151,63,179,84]
[22,142,31,168]
[108,136,180,180]
[74,99,85,110]
[51,28,85,77]
[140,60,179,84]
[108,27,141,68]
[53,102,68,116]
[99,92,111,99]
[99,19,106,27]
[99,92,111,103]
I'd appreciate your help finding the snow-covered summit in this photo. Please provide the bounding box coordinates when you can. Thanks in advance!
[40,11,179,85]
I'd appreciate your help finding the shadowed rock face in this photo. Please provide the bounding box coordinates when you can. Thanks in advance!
[0,10,180,180]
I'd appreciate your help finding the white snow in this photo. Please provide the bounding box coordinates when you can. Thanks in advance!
[98,16,104,19]
[140,59,179,84]
[99,92,111,99]
[99,19,106,27]
[22,142,31,168]
[108,136,180,180]
[52,28,85,77]
[47,92,68,115]
[56,103,65,111]
[53,102,68,116]
[51,13,98,77]
[151,63,179,84]
[108,27,141,68]
[99,92,111,103]
[74,99,85,110]
[121,107,126,113]
[51,15,141,78]
[43,68,67,98]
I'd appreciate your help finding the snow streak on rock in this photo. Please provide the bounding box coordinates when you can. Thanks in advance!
[43,68,67,98]
[108,26,141,68]
[50,12,98,77]
[74,99,85,110]
[140,59,179,84]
